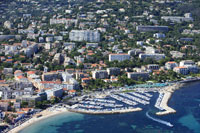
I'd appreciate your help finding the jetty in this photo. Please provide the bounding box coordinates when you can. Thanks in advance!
[156,91,176,115]
[68,107,142,114]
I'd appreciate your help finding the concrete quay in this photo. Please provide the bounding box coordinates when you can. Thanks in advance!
[156,91,176,116]
[68,107,142,115]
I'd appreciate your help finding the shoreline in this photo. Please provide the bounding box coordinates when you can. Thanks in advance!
[8,108,69,133]
[7,81,192,132]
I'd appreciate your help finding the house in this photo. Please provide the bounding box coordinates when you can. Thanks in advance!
[170,51,185,58]
[45,88,64,100]
[107,67,121,76]
[42,72,59,81]
[0,102,9,111]
[5,59,13,63]
[92,70,108,79]
[86,43,98,48]
[173,66,189,75]
[153,33,165,38]
[179,60,195,66]
[165,61,178,70]
[68,89,76,96]
[147,64,160,71]
[3,68,13,75]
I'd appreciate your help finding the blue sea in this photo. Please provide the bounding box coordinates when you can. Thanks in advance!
[19,82,200,133]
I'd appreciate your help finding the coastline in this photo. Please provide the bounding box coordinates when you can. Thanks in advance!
[8,108,69,133]
[7,81,190,132]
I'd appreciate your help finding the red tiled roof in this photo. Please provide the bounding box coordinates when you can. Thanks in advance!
[167,61,176,64]
[82,78,91,80]
[27,71,36,75]
[175,66,187,69]
[63,88,68,91]
[17,75,26,79]
[68,90,76,93]
[0,80,6,83]
[21,108,33,112]
[6,59,13,62]
[14,70,23,74]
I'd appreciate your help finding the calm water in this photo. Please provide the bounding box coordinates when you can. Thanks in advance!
[20,82,200,133]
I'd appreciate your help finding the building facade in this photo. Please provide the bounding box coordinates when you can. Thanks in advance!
[109,54,130,62]
[69,30,100,42]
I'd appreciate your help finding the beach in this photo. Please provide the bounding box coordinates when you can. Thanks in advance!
[8,107,69,133]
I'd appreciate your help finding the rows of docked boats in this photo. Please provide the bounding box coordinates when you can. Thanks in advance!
[154,93,164,110]
[77,104,103,109]
[72,91,153,112]
[91,98,116,104]
[129,92,151,101]
[79,100,123,108]
[118,93,150,105]
[110,94,138,106]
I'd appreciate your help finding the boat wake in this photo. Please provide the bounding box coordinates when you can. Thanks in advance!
[146,112,173,127]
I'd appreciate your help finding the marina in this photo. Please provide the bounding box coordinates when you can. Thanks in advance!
[68,83,177,115]
[17,81,200,133]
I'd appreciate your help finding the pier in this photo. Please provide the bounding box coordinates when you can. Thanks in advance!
[69,107,142,115]
[156,92,176,115]
[154,93,164,110]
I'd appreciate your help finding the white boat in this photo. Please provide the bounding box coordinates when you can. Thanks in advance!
[146,112,173,127]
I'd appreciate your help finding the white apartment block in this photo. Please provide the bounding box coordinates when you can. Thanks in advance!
[173,66,189,75]
[50,18,78,25]
[86,43,98,48]
[187,65,199,74]
[45,88,63,100]
[24,43,38,57]
[147,64,160,70]
[69,30,100,42]
[92,70,108,79]
[139,53,165,61]
[45,43,52,50]
[179,60,195,66]
[165,61,178,70]
[109,54,130,62]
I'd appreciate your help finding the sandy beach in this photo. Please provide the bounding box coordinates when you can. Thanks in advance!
[8,107,69,133]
